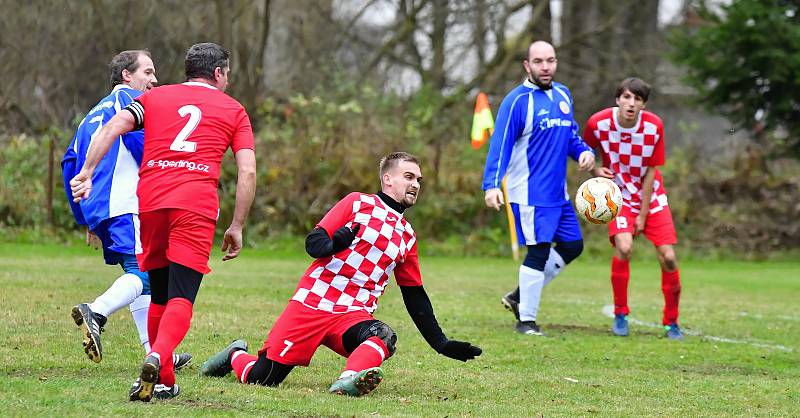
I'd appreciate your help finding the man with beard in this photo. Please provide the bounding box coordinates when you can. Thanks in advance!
[482,41,595,336]
[200,152,481,397]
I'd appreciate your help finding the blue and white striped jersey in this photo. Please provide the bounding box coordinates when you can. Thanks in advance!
[62,85,143,229]
[482,80,592,207]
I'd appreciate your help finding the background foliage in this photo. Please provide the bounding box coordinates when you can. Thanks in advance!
[0,0,798,257]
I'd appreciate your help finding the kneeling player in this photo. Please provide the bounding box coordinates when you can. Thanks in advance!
[200,152,482,396]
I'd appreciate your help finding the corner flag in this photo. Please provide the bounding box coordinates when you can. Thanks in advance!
[471,92,493,150]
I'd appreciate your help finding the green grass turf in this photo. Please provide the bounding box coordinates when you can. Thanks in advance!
[0,243,797,416]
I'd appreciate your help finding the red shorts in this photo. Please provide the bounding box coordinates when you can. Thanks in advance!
[137,209,216,274]
[260,301,375,366]
[608,205,677,247]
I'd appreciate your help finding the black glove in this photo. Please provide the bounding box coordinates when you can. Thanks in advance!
[438,340,482,362]
[332,224,360,252]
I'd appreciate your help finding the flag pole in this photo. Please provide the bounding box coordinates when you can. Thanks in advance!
[472,92,517,260]
[501,179,519,261]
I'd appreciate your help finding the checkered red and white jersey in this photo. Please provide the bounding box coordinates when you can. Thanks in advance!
[291,192,422,314]
[583,108,669,214]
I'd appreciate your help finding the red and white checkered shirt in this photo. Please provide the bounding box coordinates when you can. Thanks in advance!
[291,192,423,314]
[583,108,669,214]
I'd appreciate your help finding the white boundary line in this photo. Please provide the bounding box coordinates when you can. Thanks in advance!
[601,305,793,352]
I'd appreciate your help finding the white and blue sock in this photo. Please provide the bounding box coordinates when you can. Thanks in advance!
[129,294,151,352]
[89,273,143,318]
[518,265,545,322]
[543,249,566,287]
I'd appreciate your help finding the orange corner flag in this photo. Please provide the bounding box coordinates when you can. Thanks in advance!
[471,92,494,150]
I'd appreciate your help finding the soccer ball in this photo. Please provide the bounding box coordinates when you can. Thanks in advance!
[575,177,623,224]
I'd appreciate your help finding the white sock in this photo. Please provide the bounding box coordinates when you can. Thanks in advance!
[90,273,144,317]
[518,265,545,322]
[129,294,151,353]
[543,249,566,287]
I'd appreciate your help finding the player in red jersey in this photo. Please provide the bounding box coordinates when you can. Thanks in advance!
[199,152,481,397]
[582,77,683,340]
[70,43,257,400]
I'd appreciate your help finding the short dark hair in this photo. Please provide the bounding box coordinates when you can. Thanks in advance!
[185,42,230,81]
[109,50,151,87]
[379,152,420,179]
[615,77,651,102]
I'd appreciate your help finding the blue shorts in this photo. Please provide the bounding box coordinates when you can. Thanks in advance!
[92,214,149,295]
[511,201,582,246]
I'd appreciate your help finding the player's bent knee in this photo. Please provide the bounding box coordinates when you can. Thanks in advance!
[662,256,678,272]
[360,321,397,357]
[657,247,678,271]
[556,239,583,264]
[523,243,551,270]
[617,243,634,259]
[343,320,398,358]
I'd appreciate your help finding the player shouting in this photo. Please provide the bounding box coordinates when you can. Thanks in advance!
[200,152,481,396]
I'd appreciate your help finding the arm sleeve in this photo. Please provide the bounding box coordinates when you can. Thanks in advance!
[393,240,423,286]
[482,93,525,190]
[567,123,592,161]
[116,90,145,164]
[316,192,360,237]
[399,285,448,352]
[582,115,600,148]
[61,137,87,225]
[649,116,666,167]
[305,227,336,258]
[567,101,592,161]
[231,107,255,152]
[583,114,611,168]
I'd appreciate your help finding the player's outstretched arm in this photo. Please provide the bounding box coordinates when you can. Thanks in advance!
[305,224,361,258]
[222,148,256,261]
[399,285,482,362]
[70,111,136,202]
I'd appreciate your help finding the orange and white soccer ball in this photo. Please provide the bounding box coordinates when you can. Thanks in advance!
[575,177,623,224]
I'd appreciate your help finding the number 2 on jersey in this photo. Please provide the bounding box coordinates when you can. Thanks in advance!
[170,105,201,152]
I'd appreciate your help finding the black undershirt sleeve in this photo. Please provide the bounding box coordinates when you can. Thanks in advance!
[399,285,448,352]
[305,227,336,258]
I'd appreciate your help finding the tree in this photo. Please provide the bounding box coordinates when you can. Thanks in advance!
[670,0,800,157]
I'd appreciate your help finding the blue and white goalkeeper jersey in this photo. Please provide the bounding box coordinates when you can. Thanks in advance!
[482,80,592,207]
[62,85,144,229]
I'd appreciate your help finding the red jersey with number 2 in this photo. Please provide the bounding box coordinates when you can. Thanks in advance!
[133,82,254,220]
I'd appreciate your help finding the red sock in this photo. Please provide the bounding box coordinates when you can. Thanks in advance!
[147,303,166,345]
[343,337,387,373]
[231,351,258,383]
[151,297,193,387]
[661,269,681,325]
[611,256,630,316]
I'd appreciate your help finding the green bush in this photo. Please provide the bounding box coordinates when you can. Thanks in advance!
[2,79,799,259]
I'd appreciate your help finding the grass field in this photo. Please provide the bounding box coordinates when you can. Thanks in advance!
[1,242,797,417]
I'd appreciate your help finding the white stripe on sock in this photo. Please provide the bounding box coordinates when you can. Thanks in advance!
[231,350,246,363]
[363,340,386,360]
[240,360,256,383]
